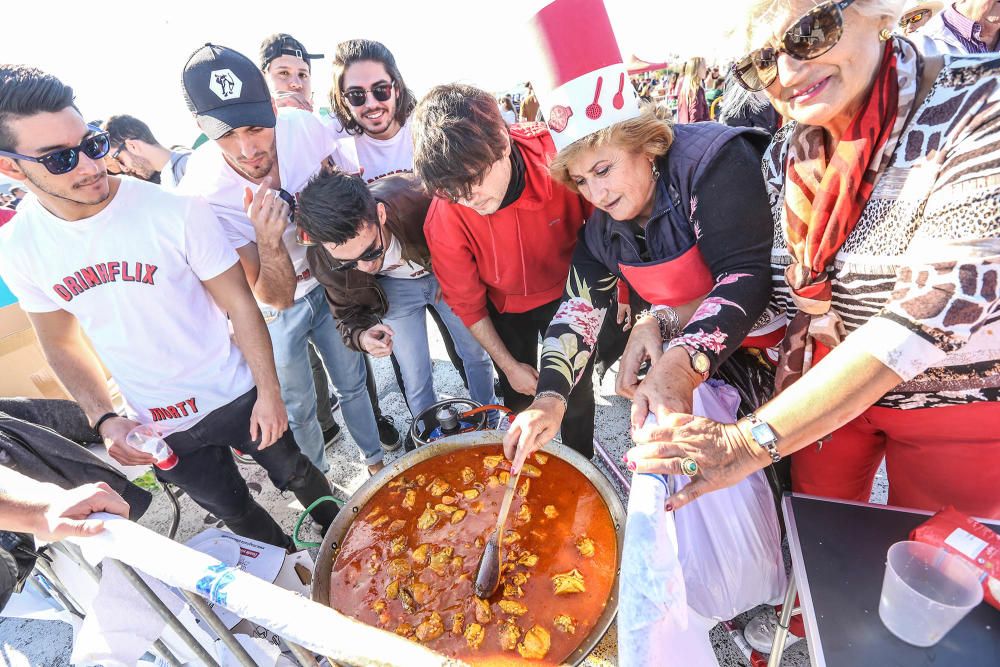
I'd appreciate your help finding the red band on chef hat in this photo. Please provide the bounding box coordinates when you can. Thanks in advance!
[529,0,625,90]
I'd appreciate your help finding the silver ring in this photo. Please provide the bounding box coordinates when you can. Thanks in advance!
[681,457,698,476]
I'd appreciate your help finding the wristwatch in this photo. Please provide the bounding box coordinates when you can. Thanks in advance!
[677,343,711,380]
[743,413,782,463]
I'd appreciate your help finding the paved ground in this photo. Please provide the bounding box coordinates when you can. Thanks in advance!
[0,320,889,665]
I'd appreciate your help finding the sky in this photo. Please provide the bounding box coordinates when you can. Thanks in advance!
[0,0,741,187]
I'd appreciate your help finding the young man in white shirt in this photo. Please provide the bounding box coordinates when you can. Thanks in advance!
[328,39,417,184]
[179,44,386,475]
[0,65,336,548]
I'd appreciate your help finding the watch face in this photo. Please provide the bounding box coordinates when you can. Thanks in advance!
[750,421,776,444]
[693,352,711,374]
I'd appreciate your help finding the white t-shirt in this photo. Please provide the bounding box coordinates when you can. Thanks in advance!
[180,108,353,302]
[378,235,428,280]
[0,179,254,430]
[353,118,414,183]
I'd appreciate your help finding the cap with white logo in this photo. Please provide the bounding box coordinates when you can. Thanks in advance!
[182,43,276,140]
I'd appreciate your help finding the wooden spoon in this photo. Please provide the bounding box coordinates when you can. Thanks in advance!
[473,466,522,598]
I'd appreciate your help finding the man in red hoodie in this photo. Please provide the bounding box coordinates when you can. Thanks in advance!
[412,83,595,457]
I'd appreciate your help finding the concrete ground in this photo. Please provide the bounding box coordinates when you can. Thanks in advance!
[0,319,890,665]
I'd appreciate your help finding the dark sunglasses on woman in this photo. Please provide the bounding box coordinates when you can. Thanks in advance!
[343,81,395,107]
[731,0,857,92]
[0,125,110,175]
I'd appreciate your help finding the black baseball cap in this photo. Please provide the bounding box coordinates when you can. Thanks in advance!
[260,33,324,72]
[182,43,276,140]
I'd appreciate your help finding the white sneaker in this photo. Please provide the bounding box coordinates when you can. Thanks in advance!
[743,608,803,655]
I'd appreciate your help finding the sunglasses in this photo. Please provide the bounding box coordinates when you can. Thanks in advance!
[0,125,111,175]
[330,222,386,272]
[343,81,395,108]
[111,142,128,163]
[732,0,856,92]
[899,10,926,27]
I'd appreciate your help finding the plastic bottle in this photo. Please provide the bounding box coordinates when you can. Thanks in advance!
[126,424,179,470]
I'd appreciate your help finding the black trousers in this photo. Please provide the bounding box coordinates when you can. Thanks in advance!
[489,300,595,458]
[159,387,337,548]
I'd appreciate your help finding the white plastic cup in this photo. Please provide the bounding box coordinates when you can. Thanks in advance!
[879,540,984,647]
[125,424,179,470]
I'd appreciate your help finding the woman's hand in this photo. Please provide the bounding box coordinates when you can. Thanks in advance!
[627,413,769,510]
[503,396,567,474]
[615,316,663,399]
[629,346,702,430]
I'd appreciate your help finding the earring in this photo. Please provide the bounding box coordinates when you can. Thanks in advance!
[879,28,893,41]
[651,163,660,181]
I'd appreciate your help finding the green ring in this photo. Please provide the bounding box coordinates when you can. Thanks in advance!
[681,458,698,476]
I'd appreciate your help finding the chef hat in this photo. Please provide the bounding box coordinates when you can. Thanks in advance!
[526,0,641,152]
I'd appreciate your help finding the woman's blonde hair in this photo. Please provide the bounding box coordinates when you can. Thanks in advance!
[549,106,674,193]
[737,0,905,52]
[681,57,707,103]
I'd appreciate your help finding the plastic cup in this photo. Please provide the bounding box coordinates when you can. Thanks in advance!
[125,424,179,470]
[878,540,984,647]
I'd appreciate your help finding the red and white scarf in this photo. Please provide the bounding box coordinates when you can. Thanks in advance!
[775,38,921,392]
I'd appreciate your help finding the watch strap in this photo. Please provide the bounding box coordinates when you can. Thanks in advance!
[93,411,120,436]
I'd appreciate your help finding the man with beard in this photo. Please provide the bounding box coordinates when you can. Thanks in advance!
[179,44,386,475]
[0,65,337,548]
[328,39,417,184]
[101,115,191,187]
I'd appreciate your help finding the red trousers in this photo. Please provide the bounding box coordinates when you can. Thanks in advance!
[791,401,1000,520]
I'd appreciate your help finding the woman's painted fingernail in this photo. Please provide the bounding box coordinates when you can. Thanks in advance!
[627,460,636,471]
[665,503,674,511]
[621,452,628,463]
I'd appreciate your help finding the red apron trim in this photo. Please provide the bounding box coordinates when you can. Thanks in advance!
[618,245,714,307]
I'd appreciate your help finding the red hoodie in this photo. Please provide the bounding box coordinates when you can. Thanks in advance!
[425,123,590,327]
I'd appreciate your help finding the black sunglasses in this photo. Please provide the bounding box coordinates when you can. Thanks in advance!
[331,223,385,271]
[0,125,111,175]
[343,81,395,108]
[111,142,128,163]
[732,0,856,92]
[276,188,297,217]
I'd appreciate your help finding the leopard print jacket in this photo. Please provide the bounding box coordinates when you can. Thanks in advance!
[764,52,1000,410]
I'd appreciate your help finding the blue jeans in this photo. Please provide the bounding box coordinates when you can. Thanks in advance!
[262,285,381,469]
[378,274,496,422]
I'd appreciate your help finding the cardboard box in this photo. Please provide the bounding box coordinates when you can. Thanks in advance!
[230,550,315,647]
[0,303,72,399]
